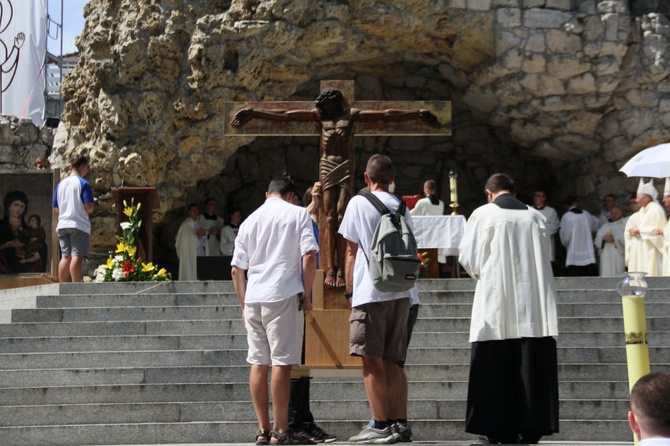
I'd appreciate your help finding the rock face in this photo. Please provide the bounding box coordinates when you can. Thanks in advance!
[51,0,670,269]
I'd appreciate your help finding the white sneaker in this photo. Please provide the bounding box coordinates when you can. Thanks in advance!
[349,421,395,444]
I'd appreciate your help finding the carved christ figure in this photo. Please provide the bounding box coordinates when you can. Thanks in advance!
[231,88,441,287]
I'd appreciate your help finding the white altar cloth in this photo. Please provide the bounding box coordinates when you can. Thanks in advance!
[412,215,466,257]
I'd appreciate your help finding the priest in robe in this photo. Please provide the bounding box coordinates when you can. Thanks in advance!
[659,178,670,276]
[532,189,560,267]
[559,196,599,276]
[594,206,626,276]
[625,179,666,276]
[197,197,225,256]
[458,173,559,445]
[410,179,446,264]
[175,203,205,280]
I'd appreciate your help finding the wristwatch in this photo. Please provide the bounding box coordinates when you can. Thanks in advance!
[344,292,353,299]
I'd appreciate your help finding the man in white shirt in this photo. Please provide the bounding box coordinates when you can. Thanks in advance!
[459,173,558,444]
[625,179,666,276]
[594,206,626,276]
[532,189,560,267]
[231,177,318,445]
[629,372,670,445]
[560,196,599,276]
[339,154,418,444]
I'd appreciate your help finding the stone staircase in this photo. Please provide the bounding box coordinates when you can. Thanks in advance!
[0,277,669,445]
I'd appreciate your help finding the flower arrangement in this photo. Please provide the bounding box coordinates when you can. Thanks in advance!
[94,199,171,282]
[417,251,431,279]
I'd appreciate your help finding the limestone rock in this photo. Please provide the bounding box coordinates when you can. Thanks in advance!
[39,0,670,265]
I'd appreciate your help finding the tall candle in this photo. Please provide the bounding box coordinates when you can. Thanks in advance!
[450,176,458,203]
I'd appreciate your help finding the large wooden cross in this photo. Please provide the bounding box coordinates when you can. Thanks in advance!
[225,79,450,369]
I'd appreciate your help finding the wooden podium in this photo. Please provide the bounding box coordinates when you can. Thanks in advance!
[112,187,159,262]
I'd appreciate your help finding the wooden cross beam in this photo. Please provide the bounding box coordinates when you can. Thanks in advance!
[224,80,451,136]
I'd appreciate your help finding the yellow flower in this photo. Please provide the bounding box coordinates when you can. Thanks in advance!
[141,262,155,273]
[106,257,115,268]
[156,268,167,278]
[115,242,126,253]
[126,245,137,258]
[136,202,141,211]
[123,207,133,218]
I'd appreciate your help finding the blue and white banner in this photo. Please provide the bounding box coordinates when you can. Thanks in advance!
[0,0,47,125]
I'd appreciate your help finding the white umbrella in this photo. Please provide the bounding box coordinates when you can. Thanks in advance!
[619,143,670,178]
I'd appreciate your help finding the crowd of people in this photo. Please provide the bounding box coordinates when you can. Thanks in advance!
[530,178,670,278]
[29,152,670,444]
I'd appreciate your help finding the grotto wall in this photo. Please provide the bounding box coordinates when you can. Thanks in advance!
[50,0,670,270]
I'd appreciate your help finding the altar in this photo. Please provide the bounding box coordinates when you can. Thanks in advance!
[412,215,466,277]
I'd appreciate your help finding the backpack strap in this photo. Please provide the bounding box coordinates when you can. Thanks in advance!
[362,192,390,215]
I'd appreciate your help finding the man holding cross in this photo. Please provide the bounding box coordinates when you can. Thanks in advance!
[231,87,441,288]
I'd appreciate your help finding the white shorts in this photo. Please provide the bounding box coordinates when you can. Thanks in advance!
[244,294,304,366]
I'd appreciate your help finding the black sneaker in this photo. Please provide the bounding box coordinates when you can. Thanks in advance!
[301,423,337,443]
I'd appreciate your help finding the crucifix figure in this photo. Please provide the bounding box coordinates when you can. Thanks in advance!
[226,80,451,288]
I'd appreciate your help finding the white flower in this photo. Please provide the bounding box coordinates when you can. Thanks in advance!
[94,266,107,282]
[120,222,132,230]
[114,254,124,262]
[112,268,125,281]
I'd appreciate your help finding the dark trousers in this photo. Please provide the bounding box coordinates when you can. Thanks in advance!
[465,337,559,439]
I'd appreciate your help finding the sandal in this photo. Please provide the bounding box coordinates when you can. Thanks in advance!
[256,428,271,445]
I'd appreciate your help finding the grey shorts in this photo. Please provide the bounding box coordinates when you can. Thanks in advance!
[57,228,90,257]
[349,297,410,362]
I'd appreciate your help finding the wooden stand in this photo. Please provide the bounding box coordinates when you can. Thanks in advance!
[111,187,159,262]
[299,269,362,375]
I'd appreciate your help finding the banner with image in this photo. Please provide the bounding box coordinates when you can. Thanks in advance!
[0,0,47,125]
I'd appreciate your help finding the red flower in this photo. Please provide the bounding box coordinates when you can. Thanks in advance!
[122,260,135,278]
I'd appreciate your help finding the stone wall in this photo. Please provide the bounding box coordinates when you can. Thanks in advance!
[47,0,670,273]
[0,116,53,170]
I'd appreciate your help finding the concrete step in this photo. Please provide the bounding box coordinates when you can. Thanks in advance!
[2,345,666,370]
[0,349,249,370]
[5,330,663,353]
[0,379,634,408]
[0,319,245,337]
[36,293,238,308]
[12,301,670,323]
[0,398,633,427]
[0,362,653,391]
[35,287,670,307]
[0,334,250,353]
[0,418,632,445]
[414,316,670,332]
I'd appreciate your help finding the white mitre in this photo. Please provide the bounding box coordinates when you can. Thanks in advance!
[664,177,670,197]
[637,178,659,201]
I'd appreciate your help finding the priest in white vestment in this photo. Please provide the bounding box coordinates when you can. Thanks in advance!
[594,206,626,276]
[625,180,666,277]
[458,173,558,444]
[175,203,205,280]
[411,179,446,263]
[532,189,560,264]
[660,178,670,276]
[559,196,599,276]
[197,198,225,256]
